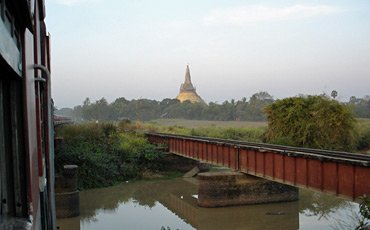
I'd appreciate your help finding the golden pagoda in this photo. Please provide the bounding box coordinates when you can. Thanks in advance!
[176,65,205,103]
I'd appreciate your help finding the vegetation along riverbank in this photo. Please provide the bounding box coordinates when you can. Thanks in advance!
[54,120,268,190]
[55,95,370,190]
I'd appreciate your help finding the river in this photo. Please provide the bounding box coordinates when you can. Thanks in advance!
[57,177,361,230]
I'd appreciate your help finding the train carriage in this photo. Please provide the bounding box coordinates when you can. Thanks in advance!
[0,0,56,229]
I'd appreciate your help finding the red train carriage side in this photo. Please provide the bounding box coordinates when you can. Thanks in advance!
[0,0,56,229]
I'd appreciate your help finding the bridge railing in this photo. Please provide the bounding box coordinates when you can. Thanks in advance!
[146,131,370,201]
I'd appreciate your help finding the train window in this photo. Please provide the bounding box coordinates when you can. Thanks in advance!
[14,28,20,50]
[4,2,13,36]
[30,0,35,15]
[0,0,3,22]
[0,72,28,221]
[1,1,21,50]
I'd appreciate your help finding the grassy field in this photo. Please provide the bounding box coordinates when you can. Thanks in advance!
[147,118,370,153]
[149,118,267,128]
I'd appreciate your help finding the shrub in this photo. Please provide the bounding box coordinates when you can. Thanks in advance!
[357,129,370,150]
[357,194,370,229]
[267,137,297,147]
[263,95,358,151]
[55,122,162,189]
[56,122,105,142]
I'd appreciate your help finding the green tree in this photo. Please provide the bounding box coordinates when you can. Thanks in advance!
[81,97,93,121]
[242,91,274,121]
[110,97,130,120]
[249,91,274,104]
[160,98,180,110]
[331,90,338,99]
[81,97,113,121]
[128,99,160,121]
[264,95,357,151]
[73,105,83,122]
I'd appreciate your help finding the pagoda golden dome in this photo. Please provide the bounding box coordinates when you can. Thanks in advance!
[176,65,205,104]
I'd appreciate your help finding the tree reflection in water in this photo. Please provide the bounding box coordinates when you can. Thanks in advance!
[299,189,354,220]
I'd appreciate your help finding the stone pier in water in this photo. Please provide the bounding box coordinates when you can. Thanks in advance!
[55,165,80,218]
[198,171,299,208]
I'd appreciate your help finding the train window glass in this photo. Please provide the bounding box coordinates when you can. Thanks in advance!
[0,0,3,22]
[2,1,20,50]
[30,0,35,15]
[4,4,12,36]
[14,28,20,50]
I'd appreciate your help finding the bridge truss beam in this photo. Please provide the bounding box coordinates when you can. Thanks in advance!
[146,132,370,201]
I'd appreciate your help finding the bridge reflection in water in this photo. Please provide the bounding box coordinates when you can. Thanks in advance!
[159,178,298,230]
[56,177,353,230]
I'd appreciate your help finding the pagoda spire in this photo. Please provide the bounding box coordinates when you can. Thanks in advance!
[180,64,195,92]
[176,64,205,104]
[185,64,192,85]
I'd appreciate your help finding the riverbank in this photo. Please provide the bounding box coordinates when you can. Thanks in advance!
[55,121,164,190]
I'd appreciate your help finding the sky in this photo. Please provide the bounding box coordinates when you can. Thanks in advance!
[45,0,370,108]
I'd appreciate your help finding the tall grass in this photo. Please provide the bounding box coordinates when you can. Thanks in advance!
[189,126,266,142]
[136,120,267,142]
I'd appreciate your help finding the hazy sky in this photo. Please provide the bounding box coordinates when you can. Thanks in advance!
[46,0,370,108]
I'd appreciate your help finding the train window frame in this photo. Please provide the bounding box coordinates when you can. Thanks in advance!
[1,0,21,51]
[0,78,7,220]
[4,1,12,37]
[9,79,27,217]
[0,80,2,218]
[0,73,28,222]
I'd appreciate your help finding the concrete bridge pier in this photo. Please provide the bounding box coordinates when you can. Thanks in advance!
[198,172,298,208]
[55,165,80,218]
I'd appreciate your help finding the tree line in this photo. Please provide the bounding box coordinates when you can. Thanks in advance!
[55,92,370,122]
[349,95,370,118]
[57,91,274,122]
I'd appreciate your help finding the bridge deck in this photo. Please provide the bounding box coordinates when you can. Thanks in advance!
[146,132,370,201]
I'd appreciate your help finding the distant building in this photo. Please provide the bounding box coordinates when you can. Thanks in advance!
[176,65,205,103]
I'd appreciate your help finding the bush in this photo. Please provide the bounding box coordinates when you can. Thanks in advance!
[263,95,358,151]
[55,142,124,188]
[267,137,297,147]
[357,194,370,229]
[55,122,162,189]
[56,122,105,142]
[358,130,370,150]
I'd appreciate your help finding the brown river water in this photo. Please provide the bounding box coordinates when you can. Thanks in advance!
[57,177,361,230]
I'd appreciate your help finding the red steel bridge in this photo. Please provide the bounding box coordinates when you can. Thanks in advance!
[54,115,73,126]
[146,132,370,201]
